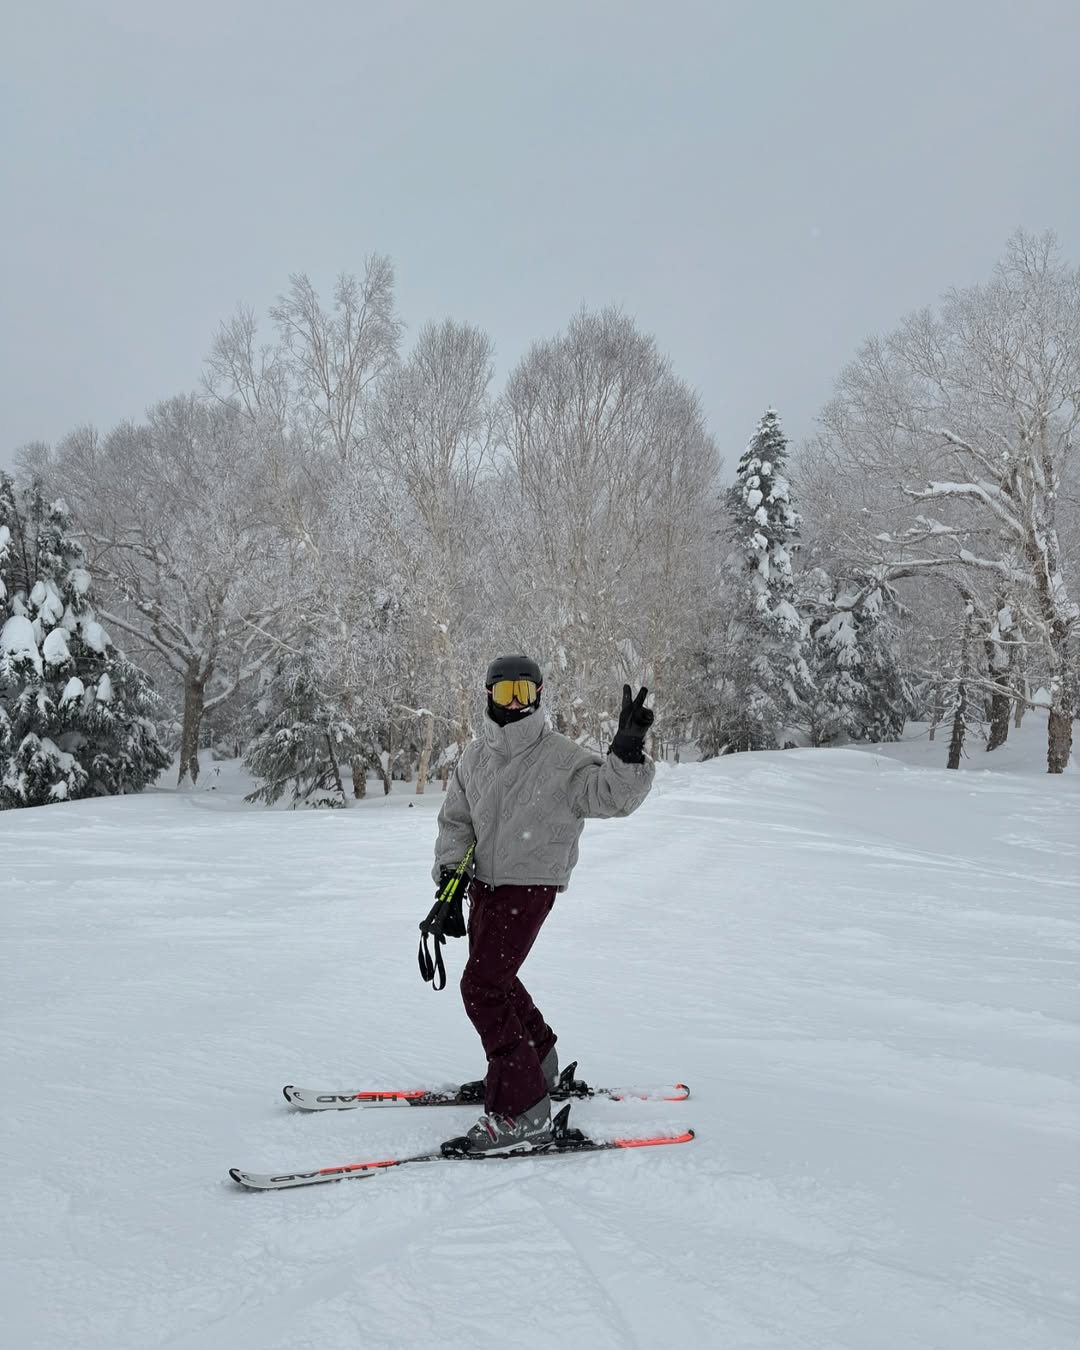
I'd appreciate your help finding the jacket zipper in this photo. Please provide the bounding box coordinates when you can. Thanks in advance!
[488,754,503,884]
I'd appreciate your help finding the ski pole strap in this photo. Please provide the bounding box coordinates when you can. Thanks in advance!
[418,843,475,992]
[417,930,447,990]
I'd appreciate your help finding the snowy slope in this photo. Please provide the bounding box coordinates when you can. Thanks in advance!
[2,718,1078,1350]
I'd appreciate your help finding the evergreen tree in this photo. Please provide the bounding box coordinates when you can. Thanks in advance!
[684,642,731,759]
[0,476,170,808]
[858,591,912,743]
[244,655,366,807]
[0,476,17,772]
[717,410,812,751]
[803,572,911,745]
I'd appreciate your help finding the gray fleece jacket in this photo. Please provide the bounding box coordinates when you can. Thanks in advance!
[432,708,654,890]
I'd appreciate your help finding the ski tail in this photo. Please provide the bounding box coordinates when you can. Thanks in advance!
[282,1086,435,1109]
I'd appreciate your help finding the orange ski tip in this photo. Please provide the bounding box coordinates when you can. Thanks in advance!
[614,1129,695,1149]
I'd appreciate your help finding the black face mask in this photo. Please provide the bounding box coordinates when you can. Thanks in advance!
[486,695,539,727]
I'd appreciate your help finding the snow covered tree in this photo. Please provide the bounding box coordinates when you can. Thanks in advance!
[0,477,169,808]
[366,319,500,786]
[0,475,17,771]
[802,573,911,746]
[244,654,366,807]
[716,410,812,751]
[55,399,288,786]
[268,260,402,462]
[681,637,735,759]
[500,307,721,745]
[816,231,1080,772]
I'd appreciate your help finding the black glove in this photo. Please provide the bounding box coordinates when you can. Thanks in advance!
[420,867,468,940]
[418,864,470,990]
[609,685,654,764]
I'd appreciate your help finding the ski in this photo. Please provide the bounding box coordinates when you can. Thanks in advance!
[230,1105,695,1191]
[282,1061,689,1112]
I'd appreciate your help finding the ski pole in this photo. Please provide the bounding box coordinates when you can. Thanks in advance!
[418,842,475,990]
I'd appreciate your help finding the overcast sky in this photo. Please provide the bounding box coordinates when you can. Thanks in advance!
[3,0,1078,475]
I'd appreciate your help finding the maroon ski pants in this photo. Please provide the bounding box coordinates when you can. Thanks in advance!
[460,881,557,1118]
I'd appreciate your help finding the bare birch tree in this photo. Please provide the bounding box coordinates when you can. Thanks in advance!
[367,320,500,786]
[56,398,289,785]
[499,307,720,743]
[269,259,402,462]
[811,231,1080,772]
[203,305,291,432]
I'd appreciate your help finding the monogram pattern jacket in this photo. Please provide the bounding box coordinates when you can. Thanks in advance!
[432,708,654,890]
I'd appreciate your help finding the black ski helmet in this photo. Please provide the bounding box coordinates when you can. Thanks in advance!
[484,653,543,725]
[484,654,543,689]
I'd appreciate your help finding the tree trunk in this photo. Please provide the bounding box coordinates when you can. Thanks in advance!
[351,758,367,799]
[178,671,208,786]
[927,680,944,743]
[1026,518,1074,772]
[947,599,976,770]
[415,710,434,794]
[946,680,967,770]
[986,688,1011,751]
[384,721,395,795]
[1047,705,1072,774]
[1045,621,1075,774]
[325,734,346,806]
[984,602,1016,752]
[371,729,393,795]
[1014,644,1027,729]
[1046,655,1076,774]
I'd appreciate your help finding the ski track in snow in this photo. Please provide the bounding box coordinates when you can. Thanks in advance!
[2,722,1079,1349]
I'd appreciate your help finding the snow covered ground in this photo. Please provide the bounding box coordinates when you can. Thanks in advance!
[3,716,1078,1350]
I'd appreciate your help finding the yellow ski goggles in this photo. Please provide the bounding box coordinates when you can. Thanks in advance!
[488,678,540,707]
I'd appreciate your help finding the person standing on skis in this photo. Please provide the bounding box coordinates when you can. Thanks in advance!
[421,654,655,1155]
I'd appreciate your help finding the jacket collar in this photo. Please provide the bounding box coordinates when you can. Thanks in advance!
[480,707,546,760]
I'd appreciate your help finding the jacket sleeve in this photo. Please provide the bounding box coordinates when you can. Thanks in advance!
[432,761,477,883]
[565,748,655,820]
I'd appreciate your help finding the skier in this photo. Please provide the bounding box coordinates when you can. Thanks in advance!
[423,654,655,1155]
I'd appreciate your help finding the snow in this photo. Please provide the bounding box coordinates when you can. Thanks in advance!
[41,627,71,667]
[80,618,111,654]
[59,675,85,705]
[30,578,66,626]
[3,716,1078,1349]
[819,610,857,650]
[68,566,92,596]
[1,614,42,673]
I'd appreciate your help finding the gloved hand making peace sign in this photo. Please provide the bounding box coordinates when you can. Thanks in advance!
[609,685,654,764]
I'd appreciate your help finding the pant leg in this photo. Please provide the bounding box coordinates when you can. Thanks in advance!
[507,977,557,1071]
[460,882,556,1118]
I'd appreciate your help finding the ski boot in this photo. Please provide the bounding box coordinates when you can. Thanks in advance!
[441,1095,553,1156]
